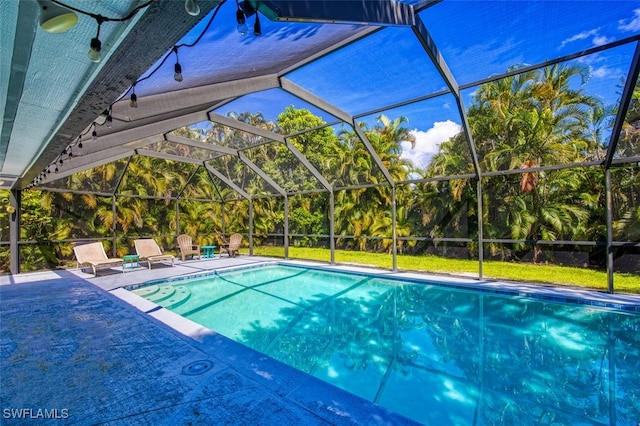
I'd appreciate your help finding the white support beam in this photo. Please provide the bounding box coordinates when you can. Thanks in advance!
[413,0,443,13]
[37,151,134,186]
[35,134,165,186]
[20,1,224,190]
[207,112,285,142]
[412,16,459,98]
[1,1,37,169]
[237,152,286,197]
[135,150,252,203]
[265,0,415,26]
[412,15,481,177]
[91,110,210,153]
[166,134,285,199]
[111,74,280,123]
[79,134,165,158]
[284,139,332,191]
[353,123,395,187]
[165,134,239,156]
[280,78,353,124]
[204,163,250,200]
[136,149,204,166]
[605,42,640,168]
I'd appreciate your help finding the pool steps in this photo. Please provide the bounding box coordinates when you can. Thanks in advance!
[132,284,191,309]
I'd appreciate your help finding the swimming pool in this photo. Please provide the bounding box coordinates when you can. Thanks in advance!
[129,263,640,425]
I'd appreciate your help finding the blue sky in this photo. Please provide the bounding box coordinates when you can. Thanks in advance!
[151,1,640,169]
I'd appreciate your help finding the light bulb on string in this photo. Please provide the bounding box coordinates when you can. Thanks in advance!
[129,86,138,108]
[173,47,183,82]
[87,17,104,63]
[88,37,101,62]
[236,7,248,35]
[253,12,261,36]
[185,0,200,16]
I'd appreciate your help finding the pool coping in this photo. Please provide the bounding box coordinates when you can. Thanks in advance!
[124,259,640,313]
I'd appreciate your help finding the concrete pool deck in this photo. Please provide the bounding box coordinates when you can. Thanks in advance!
[2,256,639,425]
[0,256,419,425]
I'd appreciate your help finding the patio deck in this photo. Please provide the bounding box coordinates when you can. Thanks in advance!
[0,256,417,425]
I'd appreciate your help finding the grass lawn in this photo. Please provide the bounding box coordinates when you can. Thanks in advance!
[248,246,640,294]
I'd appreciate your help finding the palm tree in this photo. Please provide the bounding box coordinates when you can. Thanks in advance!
[422,63,610,261]
[611,78,640,243]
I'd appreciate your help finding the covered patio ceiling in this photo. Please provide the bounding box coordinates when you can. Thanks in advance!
[2,0,639,192]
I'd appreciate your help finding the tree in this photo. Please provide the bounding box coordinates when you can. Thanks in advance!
[422,63,612,262]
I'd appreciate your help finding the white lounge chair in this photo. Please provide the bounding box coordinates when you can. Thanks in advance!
[73,242,122,276]
[134,239,175,269]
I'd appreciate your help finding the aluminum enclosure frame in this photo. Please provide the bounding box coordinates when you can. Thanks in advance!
[6,2,639,294]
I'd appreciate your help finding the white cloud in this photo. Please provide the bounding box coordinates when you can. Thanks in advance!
[559,28,616,50]
[401,120,461,169]
[592,35,614,46]
[591,66,614,78]
[559,29,600,48]
[619,8,640,32]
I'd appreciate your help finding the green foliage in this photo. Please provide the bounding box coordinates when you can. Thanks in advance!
[421,63,639,261]
[3,71,639,282]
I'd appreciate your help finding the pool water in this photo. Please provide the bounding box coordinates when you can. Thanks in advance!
[131,264,640,425]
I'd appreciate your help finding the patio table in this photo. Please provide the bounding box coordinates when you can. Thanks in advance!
[202,245,216,259]
[122,254,140,272]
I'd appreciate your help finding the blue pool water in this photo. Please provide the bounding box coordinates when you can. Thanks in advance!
[131,264,640,425]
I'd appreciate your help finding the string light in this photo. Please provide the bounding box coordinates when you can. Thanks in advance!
[174,62,183,82]
[185,0,200,16]
[235,1,262,37]
[129,86,138,108]
[115,2,226,110]
[253,12,261,36]
[41,0,230,183]
[236,1,248,35]
[87,16,104,62]
[173,47,183,82]
[47,0,154,62]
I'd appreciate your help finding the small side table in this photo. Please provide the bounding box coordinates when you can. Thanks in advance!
[123,254,140,272]
[201,245,216,259]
